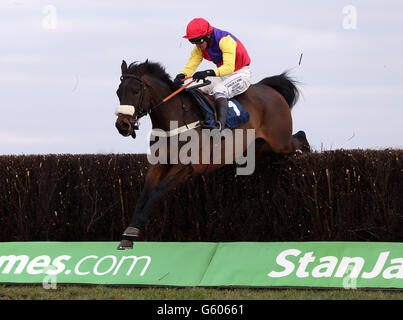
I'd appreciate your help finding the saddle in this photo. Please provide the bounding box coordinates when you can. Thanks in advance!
[188,89,250,129]
[189,89,216,124]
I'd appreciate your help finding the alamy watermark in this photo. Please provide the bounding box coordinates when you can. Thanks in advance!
[342,264,358,290]
[147,121,256,176]
[42,265,57,290]
[42,5,57,30]
[342,5,358,30]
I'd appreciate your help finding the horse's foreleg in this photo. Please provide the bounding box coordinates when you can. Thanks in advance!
[117,164,170,250]
[117,164,193,250]
[132,164,193,229]
[118,182,150,243]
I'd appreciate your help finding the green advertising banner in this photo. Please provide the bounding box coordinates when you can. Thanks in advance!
[199,242,403,289]
[0,242,402,289]
[0,242,217,286]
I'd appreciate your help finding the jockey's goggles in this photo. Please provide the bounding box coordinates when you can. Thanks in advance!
[188,36,207,44]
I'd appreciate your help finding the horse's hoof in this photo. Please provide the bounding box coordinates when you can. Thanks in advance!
[301,144,311,153]
[117,240,133,250]
[123,227,141,237]
[294,131,311,153]
[116,227,140,250]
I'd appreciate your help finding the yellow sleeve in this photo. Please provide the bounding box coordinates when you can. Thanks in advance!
[180,46,203,76]
[214,35,237,77]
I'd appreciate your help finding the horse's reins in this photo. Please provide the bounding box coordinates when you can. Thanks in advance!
[118,74,211,137]
[120,74,195,119]
[159,76,195,105]
[119,74,147,120]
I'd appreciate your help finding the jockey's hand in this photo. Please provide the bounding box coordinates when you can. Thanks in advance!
[192,69,215,82]
[173,73,186,86]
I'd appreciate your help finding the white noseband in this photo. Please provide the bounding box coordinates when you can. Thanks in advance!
[115,105,135,116]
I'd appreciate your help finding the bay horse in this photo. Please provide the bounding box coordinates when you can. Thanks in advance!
[115,59,310,249]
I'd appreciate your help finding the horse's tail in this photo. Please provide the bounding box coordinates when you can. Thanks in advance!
[258,71,299,109]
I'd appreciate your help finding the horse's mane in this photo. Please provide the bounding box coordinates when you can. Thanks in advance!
[128,61,181,91]
[127,60,203,117]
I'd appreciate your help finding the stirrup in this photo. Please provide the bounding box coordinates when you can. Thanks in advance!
[215,121,222,131]
[202,121,221,130]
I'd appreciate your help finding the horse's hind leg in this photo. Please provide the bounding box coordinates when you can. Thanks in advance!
[262,129,310,155]
[293,131,311,153]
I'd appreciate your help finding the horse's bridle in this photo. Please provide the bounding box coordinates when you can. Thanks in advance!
[119,74,148,120]
[117,72,205,138]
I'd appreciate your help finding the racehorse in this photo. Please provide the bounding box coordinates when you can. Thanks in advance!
[114,59,310,249]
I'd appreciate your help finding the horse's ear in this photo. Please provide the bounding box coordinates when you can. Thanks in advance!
[121,60,128,75]
[145,59,149,64]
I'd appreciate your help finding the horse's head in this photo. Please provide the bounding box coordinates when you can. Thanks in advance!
[115,60,151,139]
[115,59,181,139]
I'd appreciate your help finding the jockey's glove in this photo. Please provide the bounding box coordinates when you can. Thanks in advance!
[173,73,186,86]
[193,69,215,82]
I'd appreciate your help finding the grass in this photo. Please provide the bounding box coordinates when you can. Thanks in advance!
[0,285,402,300]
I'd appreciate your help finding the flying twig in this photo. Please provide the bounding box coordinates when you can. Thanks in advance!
[348,133,355,141]
[298,53,303,66]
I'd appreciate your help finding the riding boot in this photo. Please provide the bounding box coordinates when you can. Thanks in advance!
[215,97,229,131]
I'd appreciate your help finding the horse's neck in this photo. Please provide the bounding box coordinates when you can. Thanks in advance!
[149,90,202,131]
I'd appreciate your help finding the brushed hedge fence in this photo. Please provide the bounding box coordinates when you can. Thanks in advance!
[0,149,402,242]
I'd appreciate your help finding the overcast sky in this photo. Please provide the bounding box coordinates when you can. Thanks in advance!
[1,0,402,155]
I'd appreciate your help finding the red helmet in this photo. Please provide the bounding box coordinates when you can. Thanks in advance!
[183,18,213,39]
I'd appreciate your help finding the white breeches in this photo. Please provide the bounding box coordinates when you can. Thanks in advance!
[199,65,252,99]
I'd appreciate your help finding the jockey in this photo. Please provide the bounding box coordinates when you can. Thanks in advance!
[174,18,251,131]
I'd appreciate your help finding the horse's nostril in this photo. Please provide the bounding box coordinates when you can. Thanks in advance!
[121,122,129,130]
